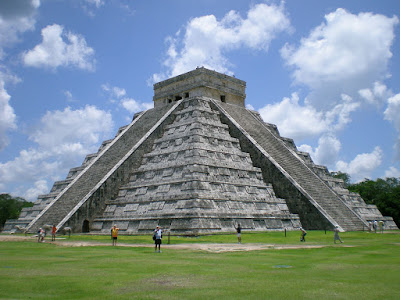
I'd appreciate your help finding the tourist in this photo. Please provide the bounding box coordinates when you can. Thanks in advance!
[236,224,242,244]
[51,225,56,241]
[300,227,307,242]
[379,220,384,233]
[373,220,378,233]
[333,226,343,243]
[38,228,45,242]
[111,225,119,246]
[37,228,42,242]
[154,226,162,253]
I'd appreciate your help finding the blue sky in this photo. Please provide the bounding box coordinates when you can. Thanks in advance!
[1,0,400,201]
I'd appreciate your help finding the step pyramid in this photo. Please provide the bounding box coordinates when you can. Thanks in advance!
[91,97,300,234]
[3,67,397,234]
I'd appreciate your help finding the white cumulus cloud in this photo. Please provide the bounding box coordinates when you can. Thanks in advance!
[384,166,400,178]
[335,146,383,182]
[102,84,126,101]
[0,105,113,201]
[0,78,17,150]
[102,83,153,113]
[259,93,327,140]
[152,2,291,82]
[281,8,398,108]
[23,24,95,71]
[0,0,40,58]
[299,135,342,166]
[120,98,152,114]
[384,93,400,160]
[324,94,360,132]
[358,81,389,106]
[259,92,360,141]
[21,179,49,200]
[259,92,361,168]
[0,0,40,151]
[31,105,112,149]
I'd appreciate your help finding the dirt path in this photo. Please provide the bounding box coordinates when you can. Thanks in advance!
[0,234,339,252]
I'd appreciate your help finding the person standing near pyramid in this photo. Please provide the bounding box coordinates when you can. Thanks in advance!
[154,226,162,253]
[236,224,242,244]
[111,225,119,246]
[300,227,307,242]
[333,226,343,243]
[51,225,56,241]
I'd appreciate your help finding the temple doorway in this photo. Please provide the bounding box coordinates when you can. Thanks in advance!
[82,220,90,233]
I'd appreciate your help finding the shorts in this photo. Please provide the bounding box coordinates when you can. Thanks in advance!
[155,239,162,245]
[237,233,241,238]
[112,237,117,240]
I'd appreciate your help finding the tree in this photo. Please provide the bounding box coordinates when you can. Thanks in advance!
[348,177,400,227]
[0,194,33,230]
[330,171,351,187]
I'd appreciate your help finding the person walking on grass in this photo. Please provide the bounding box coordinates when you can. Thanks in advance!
[111,225,119,246]
[236,224,242,244]
[154,226,162,253]
[37,228,44,242]
[334,226,343,244]
[300,227,307,242]
[368,221,373,232]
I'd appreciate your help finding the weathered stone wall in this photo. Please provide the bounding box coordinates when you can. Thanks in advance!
[217,109,333,230]
[60,104,179,232]
[153,67,246,108]
[92,97,300,235]
[24,103,178,233]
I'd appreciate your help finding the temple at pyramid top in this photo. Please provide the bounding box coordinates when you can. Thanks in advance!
[153,67,246,108]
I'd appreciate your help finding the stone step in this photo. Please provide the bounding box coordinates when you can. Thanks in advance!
[216,101,366,231]
[26,104,176,232]
[92,97,301,234]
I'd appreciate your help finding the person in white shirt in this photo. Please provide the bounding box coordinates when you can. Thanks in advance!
[154,226,162,253]
[333,226,343,244]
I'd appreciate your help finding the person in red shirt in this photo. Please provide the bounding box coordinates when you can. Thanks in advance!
[51,225,56,241]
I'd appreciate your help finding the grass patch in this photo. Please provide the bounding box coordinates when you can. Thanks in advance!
[1,231,400,299]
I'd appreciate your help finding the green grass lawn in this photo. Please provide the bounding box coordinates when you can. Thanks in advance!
[1,230,399,299]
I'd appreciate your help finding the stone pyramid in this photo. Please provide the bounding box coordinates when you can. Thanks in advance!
[92,97,300,234]
[3,67,397,234]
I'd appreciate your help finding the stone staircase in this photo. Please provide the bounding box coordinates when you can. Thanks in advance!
[25,103,177,232]
[215,101,367,231]
[2,140,114,233]
[92,97,300,234]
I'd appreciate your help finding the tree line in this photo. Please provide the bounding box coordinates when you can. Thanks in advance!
[332,172,400,227]
[0,194,33,230]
